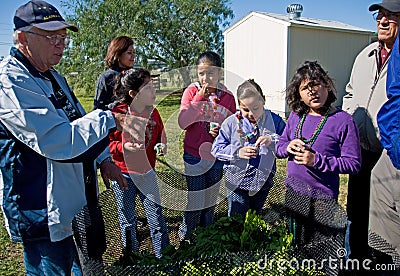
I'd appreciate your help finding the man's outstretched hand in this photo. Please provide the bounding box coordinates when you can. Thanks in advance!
[99,161,128,190]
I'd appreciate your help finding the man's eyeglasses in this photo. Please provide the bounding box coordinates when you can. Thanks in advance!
[373,11,400,23]
[25,31,70,45]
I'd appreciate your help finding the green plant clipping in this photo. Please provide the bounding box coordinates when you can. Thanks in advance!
[240,210,293,252]
[113,210,323,275]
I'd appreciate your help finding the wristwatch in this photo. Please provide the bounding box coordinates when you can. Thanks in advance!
[235,150,241,159]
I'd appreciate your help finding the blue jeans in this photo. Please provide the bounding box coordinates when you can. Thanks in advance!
[112,170,170,258]
[23,235,75,276]
[179,153,224,239]
[71,257,82,276]
[227,175,273,218]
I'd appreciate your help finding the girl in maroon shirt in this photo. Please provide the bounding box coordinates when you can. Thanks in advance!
[109,68,169,258]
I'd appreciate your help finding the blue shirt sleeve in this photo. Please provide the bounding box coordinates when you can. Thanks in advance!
[378,35,400,169]
[211,115,241,161]
[271,112,286,135]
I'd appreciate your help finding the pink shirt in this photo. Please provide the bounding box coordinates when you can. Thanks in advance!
[178,82,236,160]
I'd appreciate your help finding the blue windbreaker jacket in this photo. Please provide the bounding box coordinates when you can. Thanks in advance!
[379,36,400,169]
[0,48,115,242]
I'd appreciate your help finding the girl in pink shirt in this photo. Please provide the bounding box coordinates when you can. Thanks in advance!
[178,51,236,239]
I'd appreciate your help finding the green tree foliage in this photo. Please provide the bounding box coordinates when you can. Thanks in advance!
[58,0,233,95]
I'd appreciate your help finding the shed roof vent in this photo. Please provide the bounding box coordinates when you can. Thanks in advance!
[287,4,303,20]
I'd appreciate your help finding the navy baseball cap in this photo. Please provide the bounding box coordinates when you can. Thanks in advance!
[369,0,400,12]
[14,0,78,32]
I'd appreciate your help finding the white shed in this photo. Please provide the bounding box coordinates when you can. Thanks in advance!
[223,8,375,117]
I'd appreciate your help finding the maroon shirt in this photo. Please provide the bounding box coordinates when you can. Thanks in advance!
[380,42,389,70]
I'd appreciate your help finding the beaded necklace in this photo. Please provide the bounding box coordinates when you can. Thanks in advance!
[201,96,219,121]
[200,85,222,131]
[236,112,265,146]
[294,109,330,147]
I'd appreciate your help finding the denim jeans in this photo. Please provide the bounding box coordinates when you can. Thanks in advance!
[179,153,224,239]
[22,235,75,276]
[112,170,170,258]
[71,257,82,276]
[227,175,273,218]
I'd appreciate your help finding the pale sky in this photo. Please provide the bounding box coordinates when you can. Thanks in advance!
[0,0,378,58]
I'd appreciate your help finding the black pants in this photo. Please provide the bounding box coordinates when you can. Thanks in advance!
[346,148,382,261]
[285,185,347,276]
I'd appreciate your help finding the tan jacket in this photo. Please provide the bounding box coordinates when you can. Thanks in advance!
[342,42,388,152]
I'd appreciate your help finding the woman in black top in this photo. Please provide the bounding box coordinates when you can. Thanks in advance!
[94,36,135,110]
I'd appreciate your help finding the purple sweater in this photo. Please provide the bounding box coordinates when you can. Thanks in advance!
[276,109,361,199]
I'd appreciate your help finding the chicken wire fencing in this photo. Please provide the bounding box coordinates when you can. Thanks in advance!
[72,171,349,276]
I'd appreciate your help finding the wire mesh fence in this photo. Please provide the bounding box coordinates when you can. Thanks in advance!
[73,171,348,275]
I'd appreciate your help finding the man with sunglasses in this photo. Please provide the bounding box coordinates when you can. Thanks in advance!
[342,0,400,272]
[0,1,128,275]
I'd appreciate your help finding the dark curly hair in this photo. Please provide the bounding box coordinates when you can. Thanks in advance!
[113,68,151,105]
[286,61,336,116]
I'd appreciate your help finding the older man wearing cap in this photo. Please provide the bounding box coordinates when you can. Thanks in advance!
[342,0,400,271]
[0,0,127,275]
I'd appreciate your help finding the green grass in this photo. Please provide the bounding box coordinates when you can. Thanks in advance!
[0,88,349,274]
[0,218,24,276]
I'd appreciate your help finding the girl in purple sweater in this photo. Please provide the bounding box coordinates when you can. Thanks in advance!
[276,61,361,245]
